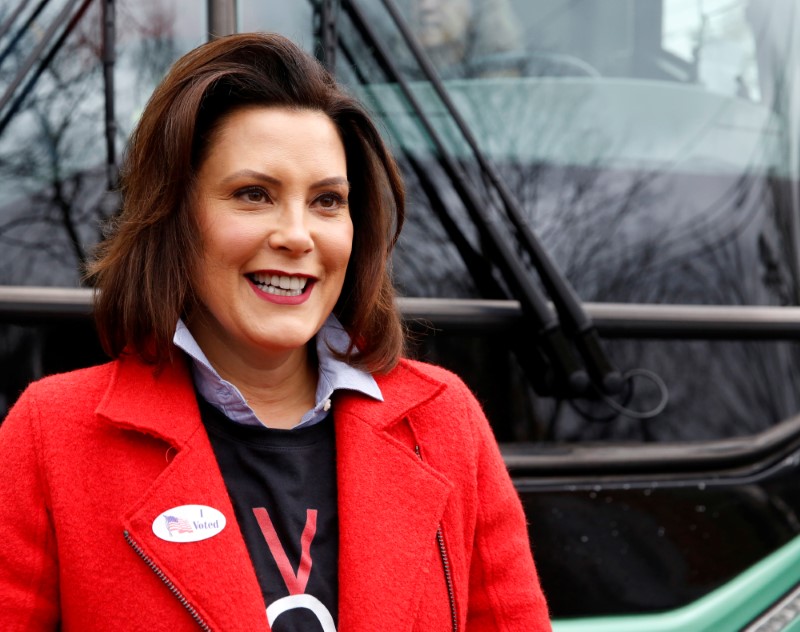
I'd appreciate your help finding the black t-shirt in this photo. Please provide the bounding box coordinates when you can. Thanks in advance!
[199,398,339,631]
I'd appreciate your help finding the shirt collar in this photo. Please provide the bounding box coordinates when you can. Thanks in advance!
[173,314,382,429]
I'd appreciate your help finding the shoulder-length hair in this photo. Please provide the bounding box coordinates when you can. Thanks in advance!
[88,32,405,373]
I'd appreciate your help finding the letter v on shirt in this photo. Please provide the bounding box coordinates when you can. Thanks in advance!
[252,507,337,631]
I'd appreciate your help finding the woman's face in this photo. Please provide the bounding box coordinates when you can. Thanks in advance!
[189,106,353,368]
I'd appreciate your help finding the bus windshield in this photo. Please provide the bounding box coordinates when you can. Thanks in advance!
[2,0,800,443]
[343,0,800,308]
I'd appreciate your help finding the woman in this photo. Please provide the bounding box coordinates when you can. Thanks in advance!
[0,33,550,631]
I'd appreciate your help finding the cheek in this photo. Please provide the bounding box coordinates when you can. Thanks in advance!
[202,218,264,263]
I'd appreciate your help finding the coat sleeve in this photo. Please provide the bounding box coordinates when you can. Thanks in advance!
[460,383,552,631]
[0,388,60,631]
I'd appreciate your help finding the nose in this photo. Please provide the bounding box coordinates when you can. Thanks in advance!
[266,204,314,254]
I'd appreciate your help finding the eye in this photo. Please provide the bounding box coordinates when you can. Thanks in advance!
[315,192,347,210]
[235,186,270,203]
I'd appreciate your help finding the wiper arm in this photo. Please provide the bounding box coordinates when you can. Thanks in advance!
[314,0,339,73]
[101,0,117,190]
[375,0,623,395]
[342,0,590,394]
[0,0,49,67]
[0,0,94,138]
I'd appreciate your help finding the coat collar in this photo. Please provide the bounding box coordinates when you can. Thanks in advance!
[338,359,447,429]
[97,355,453,631]
[96,354,203,446]
[96,356,445,439]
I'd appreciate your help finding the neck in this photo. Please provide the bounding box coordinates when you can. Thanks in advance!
[233,357,317,430]
[194,337,318,430]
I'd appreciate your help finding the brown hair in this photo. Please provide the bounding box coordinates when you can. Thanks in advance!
[87,33,405,372]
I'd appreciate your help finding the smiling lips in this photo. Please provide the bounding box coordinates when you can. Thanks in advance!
[246,272,314,304]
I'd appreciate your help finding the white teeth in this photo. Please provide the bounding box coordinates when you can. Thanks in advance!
[262,285,300,297]
[250,273,308,296]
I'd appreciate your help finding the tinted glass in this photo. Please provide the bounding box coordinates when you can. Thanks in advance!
[2,0,800,445]
[328,0,800,442]
[350,0,800,308]
[0,0,204,288]
[0,0,203,415]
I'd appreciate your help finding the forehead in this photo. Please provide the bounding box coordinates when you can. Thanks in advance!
[200,106,347,174]
[209,106,340,147]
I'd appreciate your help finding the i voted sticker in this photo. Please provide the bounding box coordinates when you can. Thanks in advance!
[152,505,226,543]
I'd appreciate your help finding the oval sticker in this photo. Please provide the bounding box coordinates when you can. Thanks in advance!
[152,505,226,543]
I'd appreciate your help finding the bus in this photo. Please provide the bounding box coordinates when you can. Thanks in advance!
[2,1,800,629]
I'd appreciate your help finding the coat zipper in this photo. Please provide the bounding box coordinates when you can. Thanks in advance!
[123,530,213,631]
[415,445,458,632]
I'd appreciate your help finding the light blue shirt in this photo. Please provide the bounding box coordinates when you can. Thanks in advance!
[173,314,383,429]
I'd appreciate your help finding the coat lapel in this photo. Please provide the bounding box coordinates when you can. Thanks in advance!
[335,363,453,631]
[96,356,455,631]
[97,357,268,631]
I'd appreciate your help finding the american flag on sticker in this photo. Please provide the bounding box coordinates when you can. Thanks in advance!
[164,515,193,535]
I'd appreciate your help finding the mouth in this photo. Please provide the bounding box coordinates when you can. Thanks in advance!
[246,272,313,297]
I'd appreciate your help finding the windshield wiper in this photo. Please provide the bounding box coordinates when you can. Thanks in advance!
[374,0,625,395]
[337,0,596,395]
[384,0,623,395]
[0,0,94,138]
[314,0,339,73]
[327,26,562,395]
[0,0,48,67]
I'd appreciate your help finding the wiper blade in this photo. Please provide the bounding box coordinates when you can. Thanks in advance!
[0,0,48,68]
[374,0,623,395]
[342,0,590,394]
[0,0,94,138]
[314,0,339,73]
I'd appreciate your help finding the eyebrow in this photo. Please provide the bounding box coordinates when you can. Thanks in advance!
[220,169,350,190]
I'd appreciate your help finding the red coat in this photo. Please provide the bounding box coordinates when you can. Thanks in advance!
[0,355,550,631]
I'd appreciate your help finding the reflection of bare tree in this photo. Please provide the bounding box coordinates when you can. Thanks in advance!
[0,2,179,420]
[383,69,800,441]
[0,1,176,286]
[518,161,800,440]
[118,0,177,91]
